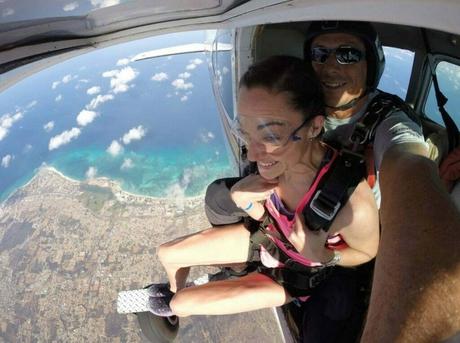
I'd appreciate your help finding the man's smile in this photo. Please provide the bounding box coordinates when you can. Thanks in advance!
[321,80,347,89]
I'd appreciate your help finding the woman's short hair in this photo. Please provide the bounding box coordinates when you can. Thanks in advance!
[239,55,324,120]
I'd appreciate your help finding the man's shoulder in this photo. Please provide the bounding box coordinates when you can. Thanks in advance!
[367,89,421,126]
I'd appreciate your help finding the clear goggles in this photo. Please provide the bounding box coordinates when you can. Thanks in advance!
[231,116,310,153]
[311,46,365,65]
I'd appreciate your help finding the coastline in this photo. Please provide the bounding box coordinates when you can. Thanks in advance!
[1,164,206,206]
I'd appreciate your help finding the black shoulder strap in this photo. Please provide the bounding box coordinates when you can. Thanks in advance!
[349,91,421,151]
[324,91,418,154]
[302,149,365,232]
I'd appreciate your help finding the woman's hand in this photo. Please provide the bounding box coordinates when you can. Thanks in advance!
[230,174,278,209]
[288,214,333,263]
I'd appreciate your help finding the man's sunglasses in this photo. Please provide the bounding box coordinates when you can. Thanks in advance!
[311,46,365,65]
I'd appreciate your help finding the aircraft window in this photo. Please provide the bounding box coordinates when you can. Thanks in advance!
[378,47,415,99]
[212,30,235,120]
[424,61,460,127]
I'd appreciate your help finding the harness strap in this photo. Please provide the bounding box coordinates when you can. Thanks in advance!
[364,144,376,188]
[303,149,365,232]
[271,265,334,290]
[246,218,333,293]
[326,91,420,189]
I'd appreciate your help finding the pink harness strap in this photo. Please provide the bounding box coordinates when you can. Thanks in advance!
[263,147,346,267]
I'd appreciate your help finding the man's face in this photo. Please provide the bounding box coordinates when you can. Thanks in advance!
[311,33,367,109]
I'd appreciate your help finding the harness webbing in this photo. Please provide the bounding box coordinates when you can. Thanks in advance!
[326,91,421,188]
[247,221,333,294]
[303,149,365,232]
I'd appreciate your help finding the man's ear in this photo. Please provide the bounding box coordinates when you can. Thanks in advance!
[310,115,325,138]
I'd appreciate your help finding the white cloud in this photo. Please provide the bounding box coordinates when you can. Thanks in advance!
[87,86,101,95]
[121,158,134,170]
[55,94,62,102]
[199,131,215,143]
[171,78,193,90]
[122,125,147,144]
[122,125,146,145]
[43,121,55,132]
[91,0,120,9]
[107,140,123,156]
[185,58,203,71]
[85,166,98,179]
[23,144,33,153]
[151,72,168,81]
[1,154,13,168]
[190,58,203,65]
[62,74,73,83]
[26,100,38,109]
[0,111,23,141]
[86,94,114,110]
[178,72,191,79]
[52,75,76,89]
[102,70,118,78]
[102,66,139,93]
[180,95,188,102]
[79,79,89,83]
[117,58,130,66]
[2,8,14,17]
[49,128,81,150]
[77,109,99,126]
[63,2,79,11]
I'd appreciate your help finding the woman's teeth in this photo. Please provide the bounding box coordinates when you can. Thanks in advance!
[259,161,277,168]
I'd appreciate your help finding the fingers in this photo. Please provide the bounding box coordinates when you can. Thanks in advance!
[230,174,278,207]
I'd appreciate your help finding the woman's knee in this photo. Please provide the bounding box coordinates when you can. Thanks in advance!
[169,291,194,317]
[157,241,178,266]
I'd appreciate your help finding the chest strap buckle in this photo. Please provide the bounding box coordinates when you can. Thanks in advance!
[309,190,341,221]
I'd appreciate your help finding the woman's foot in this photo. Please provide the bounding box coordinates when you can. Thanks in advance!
[147,295,174,317]
[146,283,174,297]
[147,282,194,297]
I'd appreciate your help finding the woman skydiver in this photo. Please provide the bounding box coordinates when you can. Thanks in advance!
[148,55,379,318]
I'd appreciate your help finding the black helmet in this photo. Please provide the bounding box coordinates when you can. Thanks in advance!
[304,21,385,91]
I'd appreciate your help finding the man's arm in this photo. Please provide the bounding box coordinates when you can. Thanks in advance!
[361,144,460,342]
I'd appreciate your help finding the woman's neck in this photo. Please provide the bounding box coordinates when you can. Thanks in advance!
[277,139,326,208]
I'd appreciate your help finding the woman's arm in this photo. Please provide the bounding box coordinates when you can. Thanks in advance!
[330,180,380,266]
[230,174,278,221]
[289,180,379,266]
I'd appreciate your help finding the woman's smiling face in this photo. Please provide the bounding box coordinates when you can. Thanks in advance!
[236,86,312,180]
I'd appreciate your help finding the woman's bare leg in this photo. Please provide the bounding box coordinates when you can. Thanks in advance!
[157,223,251,292]
[170,272,292,317]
